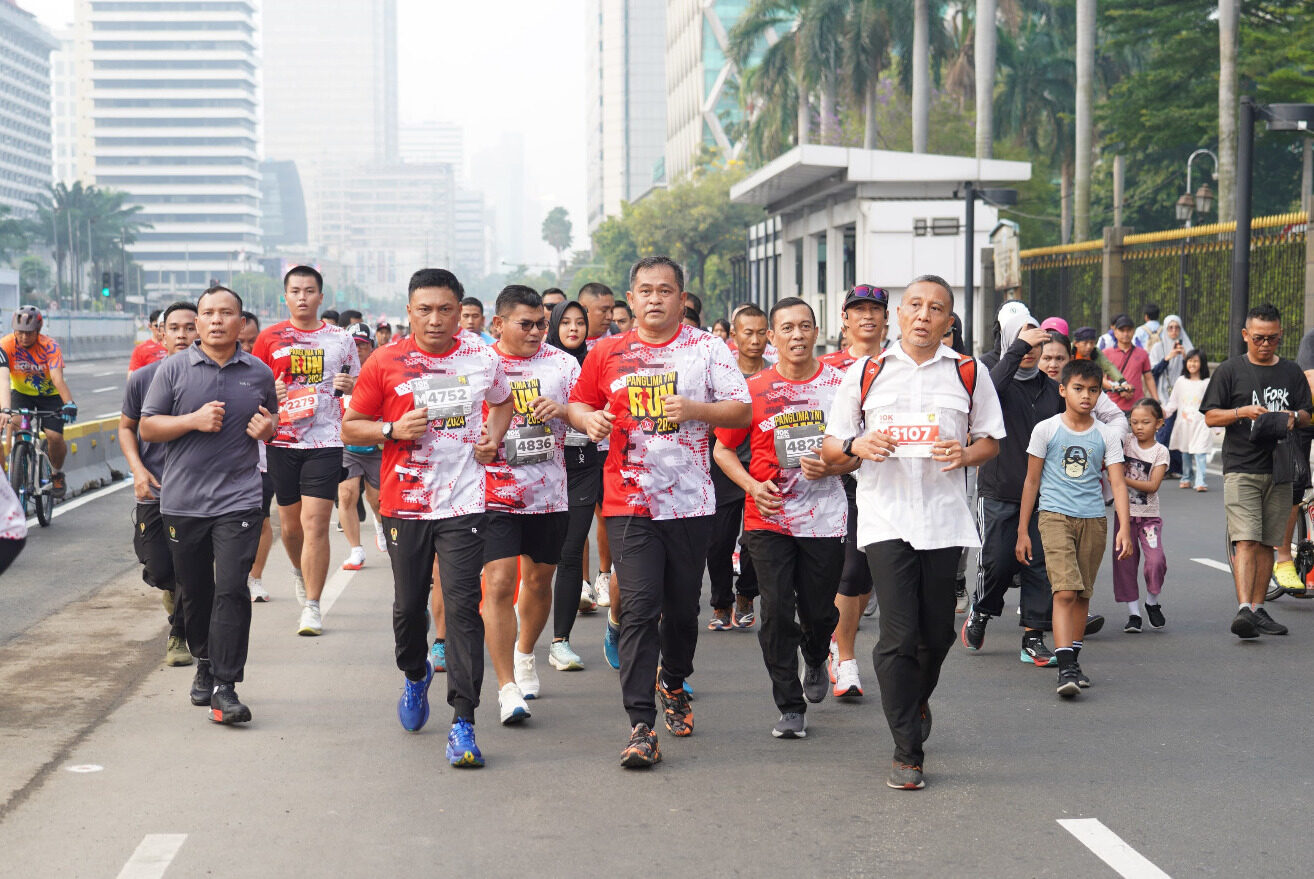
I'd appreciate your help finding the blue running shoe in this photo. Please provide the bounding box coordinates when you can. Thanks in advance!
[603,619,620,670]
[446,719,484,768]
[430,640,447,672]
[683,679,694,700]
[398,659,434,732]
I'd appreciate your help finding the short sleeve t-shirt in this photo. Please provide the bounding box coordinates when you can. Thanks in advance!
[1200,355,1313,474]
[1104,345,1152,413]
[121,358,168,504]
[483,343,579,515]
[0,474,27,540]
[1121,435,1169,517]
[349,335,510,520]
[128,339,168,372]
[1027,414,1125,519]
[819,348,860,372]
[2,333,63,397]
[569,324,751,520]
[252,320,360,448]
[715,364,847,537]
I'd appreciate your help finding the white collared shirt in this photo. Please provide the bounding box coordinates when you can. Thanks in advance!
[825,343,1006,550]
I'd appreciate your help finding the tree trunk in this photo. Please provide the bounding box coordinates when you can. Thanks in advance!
[975,0,997,159]
[912,0,930,153]
[797,90,810,146]
[1218,0,1239,224]
[864,79,878,149]
[1060,160,1073,245]
[820,76,838,144]
[1074,0,1095,242]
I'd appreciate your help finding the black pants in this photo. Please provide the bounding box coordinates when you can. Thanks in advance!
[606,515,712,728]
[134,502,185,639]
[866,539,961,766]
[973,497,1052,631]
[164,509,260,684]
[838,480,873,597]
[707,499,760,609]
[553,502,595,640]
[385,514,484,723]
[745,530,842,714]
[0,537,25,577]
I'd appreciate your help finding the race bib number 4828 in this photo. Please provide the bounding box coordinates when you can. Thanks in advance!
[871,411,939,458]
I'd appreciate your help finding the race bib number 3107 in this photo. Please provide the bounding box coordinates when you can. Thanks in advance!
[872,411,939,458]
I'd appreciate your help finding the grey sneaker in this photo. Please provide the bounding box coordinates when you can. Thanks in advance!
[548,639,584,671]
[887,762,925,790]
[771,712,807,739]
[802,662,828,703]
[1252,607,1288,636]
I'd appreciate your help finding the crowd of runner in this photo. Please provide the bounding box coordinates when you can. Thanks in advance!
[2,259,1310,791]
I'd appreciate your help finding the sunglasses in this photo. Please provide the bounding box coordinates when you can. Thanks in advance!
[511,319,548,332]
[848,285,889,306]
[1247,333,1281,346]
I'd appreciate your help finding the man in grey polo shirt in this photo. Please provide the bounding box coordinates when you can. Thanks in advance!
[141,286,278,724]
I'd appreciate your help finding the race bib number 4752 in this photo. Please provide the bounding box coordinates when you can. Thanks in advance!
[871,411,939,458]
[412,375,473,420]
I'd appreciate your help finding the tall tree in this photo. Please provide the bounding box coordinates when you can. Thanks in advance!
[0,206,29,265]
[1217,0,1239,223]
[912,0,931,151]
[541,206,573,279]
[842,0,896,149]
[730,0,811,156]
[1073,0,1096,241]
[799,0,848,144]
[975,0,997,158]
[27,182,149,308]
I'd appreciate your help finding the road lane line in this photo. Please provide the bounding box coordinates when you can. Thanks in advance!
[1058,819,1171,879]
[93,370,117,377]
[1192,557,1232,573]
[97,409,122,419]
[116,834,187,879]
[92,385,118,393]
[25,478,132,529]
[320,565,360,616]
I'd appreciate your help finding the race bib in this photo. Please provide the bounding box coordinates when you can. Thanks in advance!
[564,427,590,447]
[872,411,939,458]
[774,424,824,469]
[504,424,554,466]
[280,386,318,423]
[412,375,472,420]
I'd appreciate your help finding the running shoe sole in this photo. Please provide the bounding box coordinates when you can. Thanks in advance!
[771,726,807,739]
[501,707,530,725]
[448,750,485,768]
[210,704,252,724]
[342,561,364,571]
[1019,648,1057,667]
[620,746,661,768]
[1230,615,1259,639]
[834,685,863,700]
[548,655,584,671]
[1057,679,1081,698]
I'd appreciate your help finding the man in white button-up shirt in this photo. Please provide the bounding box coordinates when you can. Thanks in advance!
[822,275,1005,791]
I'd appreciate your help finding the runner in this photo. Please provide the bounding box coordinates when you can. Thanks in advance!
[713,297,852,739]
[612,301,633,334]
[238,311,272,602]
[568,255,751,769]
[818,285,886,699]
[541,288,567,310]
[118,301,198,668]
[128,310,168,372]
[375,321,393,347]
[338,323,386,570]
[343,267,512,768]
[139,286,278,724]
[480,285,579,722]
[252,265,360,636]
[2,306,78,498]
[460,297,496,344]
[821,275,1005,790]
[576,282,618,610]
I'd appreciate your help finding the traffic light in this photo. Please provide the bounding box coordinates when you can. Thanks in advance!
[100,271,111,297]
[113,272,123,297]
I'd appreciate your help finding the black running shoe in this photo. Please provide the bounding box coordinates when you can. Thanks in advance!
[1056,668,1081,698]
[1230,608,1260,639]
[1085,613,1105,635]
[210,682,252,724]
[189,659,213,706]
[1073,663,1091,688]
[802,662,828,704]
[656,682,693,736]
[1123,615,1142,633]
[620,723,661,768]
[1252,607,1288,636]
[961,608,988,651]
[1145,604,1165,629]
[1020,633,1057,667]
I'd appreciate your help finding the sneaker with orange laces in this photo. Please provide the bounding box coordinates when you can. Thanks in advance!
[732,594,756,628]
[620,723,662,768]
[656,681,693,736]
[887,762,925,790]
[707,608,732,630]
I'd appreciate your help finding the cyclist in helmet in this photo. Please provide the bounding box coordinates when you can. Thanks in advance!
[1,307,78,498]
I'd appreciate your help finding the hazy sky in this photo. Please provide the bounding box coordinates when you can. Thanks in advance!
[18,0,589,265]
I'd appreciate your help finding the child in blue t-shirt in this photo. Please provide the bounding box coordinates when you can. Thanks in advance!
[1017,358,1132,698]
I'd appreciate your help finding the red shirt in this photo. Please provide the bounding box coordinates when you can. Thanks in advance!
[252,320,360,448]
[348,335,510,520]
[715,364,847,537]
[128,339,168,372]
[569,325,750,520]
[1104,344,1152,413]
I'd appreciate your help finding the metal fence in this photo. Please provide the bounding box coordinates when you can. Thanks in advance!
[1020,212,1308,361]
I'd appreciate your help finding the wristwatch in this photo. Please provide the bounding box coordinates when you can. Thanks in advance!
[842,437,857,458]
[381,421,394,440]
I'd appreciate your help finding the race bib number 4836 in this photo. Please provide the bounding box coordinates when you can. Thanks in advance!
[872,411,939,458]
[504,424,554,466]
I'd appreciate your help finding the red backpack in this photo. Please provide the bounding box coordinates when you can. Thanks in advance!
[857,353,979,410]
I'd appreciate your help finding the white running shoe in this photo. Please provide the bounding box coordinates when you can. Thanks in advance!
[514,649,540,699]
[593,570,612,608]
[579,579,598,614]
[248,576,269,603]
[293,570,306,607]
[498,682,531,724]
[374,520,387,553]
[298,603,323,636]
[834,659,863,699]
[548,640,584,670]
[342,546,366,571]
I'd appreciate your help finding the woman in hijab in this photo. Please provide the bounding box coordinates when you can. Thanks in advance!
[1148,314,1193,475]
[546,299,597,670]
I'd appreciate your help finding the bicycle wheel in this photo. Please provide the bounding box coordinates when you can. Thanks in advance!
[8,442,34,517]
[34,452,54,527]
[1294,505,1314,599]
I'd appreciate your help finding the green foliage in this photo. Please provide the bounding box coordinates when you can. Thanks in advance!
[17,255,51,301]
[541,206,573,275]
[0,206,29,265]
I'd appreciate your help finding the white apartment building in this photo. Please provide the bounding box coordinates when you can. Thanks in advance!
[0,0,58,216]
[50,27,77,186]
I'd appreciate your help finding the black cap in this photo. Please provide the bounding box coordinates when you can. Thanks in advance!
[1113,313,1134,329]
[1072,326,1099,342]
[843,285,889,310]
[349,323,374,344]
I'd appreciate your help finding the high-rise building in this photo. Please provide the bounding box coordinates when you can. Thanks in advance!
[453,187,489,279]
[0,1,58,216]
[666,1,757,181]
[50,27,78,186]
[73,0,262,292]
[400,121,464,170]
[259,160,307,248]
[471,132,526,267]
[585,0,666,233]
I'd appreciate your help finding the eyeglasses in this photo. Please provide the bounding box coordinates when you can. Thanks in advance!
[1248,333,1281,346]
[511,319,548,332]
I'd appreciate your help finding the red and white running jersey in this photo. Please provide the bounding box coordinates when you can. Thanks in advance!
[484,343,579,514]
[128,339,168,372]
[715,364,847,537]
[348,335,510,520]
[570,325,750,520]
[252,320,360,448]
[819,348,860,372]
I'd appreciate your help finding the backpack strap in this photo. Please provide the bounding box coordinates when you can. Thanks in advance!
[954,354,977,411]
[858,355,884,408]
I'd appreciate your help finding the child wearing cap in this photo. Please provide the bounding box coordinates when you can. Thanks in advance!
[1072,326,1128,391]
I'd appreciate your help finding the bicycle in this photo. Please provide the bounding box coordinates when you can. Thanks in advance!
[1224,486,1314,603]
[3,407,59,527]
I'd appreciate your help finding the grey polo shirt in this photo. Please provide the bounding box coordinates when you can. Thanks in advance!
[121,358,168,505]
[140,341,278,518]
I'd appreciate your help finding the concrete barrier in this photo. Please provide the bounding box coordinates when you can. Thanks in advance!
[57,416,126,497]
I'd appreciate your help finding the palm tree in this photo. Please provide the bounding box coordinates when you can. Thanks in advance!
[841,0,896,149]
[729,0,811,153]
[1217,0,1238,223]
[0,205,29,265]
[798,0,849,144]
[27,182,150,308]
[1073,0,1096,242]
[975,0,997,158]
[541,207,573,280]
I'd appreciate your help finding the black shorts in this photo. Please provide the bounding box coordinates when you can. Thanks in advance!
[566,461,601,508]
[11,392,64,435]
[266,445,341,505]
[260,471,275,518]
[482,510,570,565]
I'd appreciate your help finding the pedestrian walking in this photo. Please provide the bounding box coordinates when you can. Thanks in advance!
[1112,399,1170,632]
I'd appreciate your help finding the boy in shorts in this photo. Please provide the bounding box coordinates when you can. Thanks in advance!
[1016,359,1132,698]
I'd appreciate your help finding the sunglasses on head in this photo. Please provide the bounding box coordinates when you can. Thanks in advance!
[849,285,889,304]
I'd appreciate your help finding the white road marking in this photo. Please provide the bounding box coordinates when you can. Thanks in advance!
[1192,557,1232,573]
[92,385,118,393]
[320,564,360,615]
[65,763,103,773]
[116,834,187,879]
[25,478,132,529]
[97,410,122,419]
[1058,819,1171,879]
[93,370,118,377]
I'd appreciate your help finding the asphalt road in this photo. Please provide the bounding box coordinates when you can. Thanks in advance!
[1,373,1312,877]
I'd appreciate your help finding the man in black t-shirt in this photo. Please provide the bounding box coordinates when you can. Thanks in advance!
[1201,303,1312,639]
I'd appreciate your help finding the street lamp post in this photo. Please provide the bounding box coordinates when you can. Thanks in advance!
[1230,100,1314,356]
[1176,149,1218,318]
